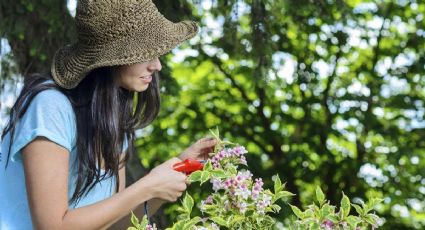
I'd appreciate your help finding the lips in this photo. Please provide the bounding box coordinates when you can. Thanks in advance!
[140,75,152,83]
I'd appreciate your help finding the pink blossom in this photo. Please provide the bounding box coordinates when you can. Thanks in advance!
[320,219,334,230]
[235,184,251,199]
[232,146,248,156]
[252,178,264,200]
[146,224,157,230]
[205,195,213,204]
[211,178,222,192]
[240,155,247,165]
[239,202,248,214]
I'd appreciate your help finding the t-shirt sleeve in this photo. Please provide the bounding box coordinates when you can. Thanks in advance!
[9,89,76,162]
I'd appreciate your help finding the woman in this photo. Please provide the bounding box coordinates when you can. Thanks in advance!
[0,0,215,229]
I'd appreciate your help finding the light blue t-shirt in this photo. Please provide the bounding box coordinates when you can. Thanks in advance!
[0,84,128,229]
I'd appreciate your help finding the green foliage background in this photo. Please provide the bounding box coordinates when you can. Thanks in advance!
[1,0,424,229]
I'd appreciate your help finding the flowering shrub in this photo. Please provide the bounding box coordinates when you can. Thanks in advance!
[128,129,382,229]
[289,187,382,229]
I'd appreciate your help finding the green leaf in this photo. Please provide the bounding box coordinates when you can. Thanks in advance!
[200,171,211,185]
[211,216,228,227]
[210,169,227,178]
[339,208,345,221]
[327,214,339,222]
[281,191,295,197]
[183,216,202,229]
[209,127,220,140]
[313,205,322,219]
[311,222,320,229]
[321,203,332,217]
[270,204,281,213]
[171,221,185,230]
[182,193,194,215]
[352,204,364,216]
[202,204,217,213]
[130,212,140,228]
[274,174,282,193]
[127,227,138,230]
[365,198,383,213]
[340,192,351,218]
[272,191,295,203]
[316,187,325,204]
[140,215,149,227]
[363,214,377,226]
[369,198,384,207]
[346,215,361,228]
[188,171,202,183]
[228,215,245,226]
[364,213,379,226]
[228,165,238,175]
[203,160,213,171]
[290,205,305,219]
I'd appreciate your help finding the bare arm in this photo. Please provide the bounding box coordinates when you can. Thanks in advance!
[22,137,156,230]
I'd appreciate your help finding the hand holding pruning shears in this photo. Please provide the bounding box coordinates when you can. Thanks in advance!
[173,136,217,174]
[143,136,218,224]
[146,137,217,201]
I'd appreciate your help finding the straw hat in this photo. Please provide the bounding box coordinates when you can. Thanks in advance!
[51,0,199,89]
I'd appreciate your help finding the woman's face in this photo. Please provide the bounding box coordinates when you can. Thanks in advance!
[115,57,162,92]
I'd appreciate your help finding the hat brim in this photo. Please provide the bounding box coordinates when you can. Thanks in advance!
[51,20,198,89]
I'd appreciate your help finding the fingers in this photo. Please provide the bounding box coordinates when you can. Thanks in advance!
[174,170,190,186]
[196,137,217,148]
[197,136,215,143]
[197,138,217,149]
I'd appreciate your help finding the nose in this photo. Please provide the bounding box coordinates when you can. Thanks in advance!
[148,57,162,72]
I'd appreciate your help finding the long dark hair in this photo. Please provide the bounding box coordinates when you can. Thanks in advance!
[1,67,161,204]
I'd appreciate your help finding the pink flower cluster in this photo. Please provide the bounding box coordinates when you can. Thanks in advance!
[200,195,214,212]
[211,145,248,168]
[256,194,272,214]
[208,169,272,215]
[211,170,252,192]
[252,178,263,200]
[145,224,156,230]
[320,219,334,230]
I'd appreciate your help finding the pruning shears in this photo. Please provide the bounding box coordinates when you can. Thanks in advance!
[172,158,206,175]
[144,159,206,225]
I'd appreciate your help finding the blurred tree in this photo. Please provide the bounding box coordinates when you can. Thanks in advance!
[1,0,425,229]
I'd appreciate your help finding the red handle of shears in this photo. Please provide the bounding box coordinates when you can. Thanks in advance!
[173,159,205,175]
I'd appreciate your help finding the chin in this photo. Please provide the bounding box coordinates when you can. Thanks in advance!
[134,85,150,92]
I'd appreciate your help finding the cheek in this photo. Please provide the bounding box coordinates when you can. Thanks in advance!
[120,75,138,90]
[116,63,151,91]
[118,67,137,84]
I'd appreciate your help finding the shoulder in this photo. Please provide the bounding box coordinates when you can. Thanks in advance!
[29,88,73,114]
[23,86,76,130]
[32,88,71,106]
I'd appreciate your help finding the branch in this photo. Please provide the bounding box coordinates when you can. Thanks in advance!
[322,48,342,128]
[358,2,393,165]
[199,49,254,106]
